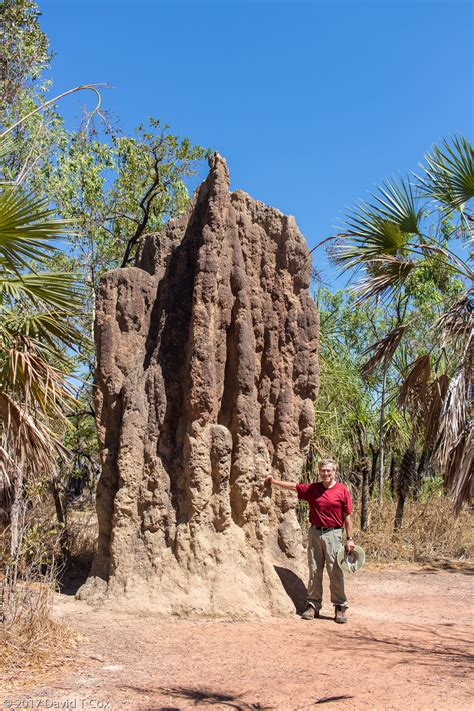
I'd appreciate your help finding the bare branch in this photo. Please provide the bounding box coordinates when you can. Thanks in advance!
[0,84,109,139]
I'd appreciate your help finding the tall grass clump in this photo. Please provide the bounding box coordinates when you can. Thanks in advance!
[352,497,472,564]
[0,493,72,682]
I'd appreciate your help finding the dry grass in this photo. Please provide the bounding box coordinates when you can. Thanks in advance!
[0,579,74,684]
[351,497,473,565]
[66,507,98,565]
[0,506,96,684]
[0,498,75,684]
[63,507,98,590]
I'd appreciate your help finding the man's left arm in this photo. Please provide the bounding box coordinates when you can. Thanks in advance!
[344,514,355,553]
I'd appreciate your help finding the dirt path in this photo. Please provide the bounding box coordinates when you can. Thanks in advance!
[3,566,473,711]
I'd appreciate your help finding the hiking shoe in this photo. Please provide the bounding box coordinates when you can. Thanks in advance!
[335,605,347,624]
[301,604,319,620]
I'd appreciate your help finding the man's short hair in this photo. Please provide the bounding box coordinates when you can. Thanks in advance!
[318,458,337,471]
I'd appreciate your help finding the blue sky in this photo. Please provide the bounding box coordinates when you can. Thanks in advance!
[42,0,473,286]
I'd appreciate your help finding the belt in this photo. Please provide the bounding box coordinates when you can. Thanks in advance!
[312,526,343,532]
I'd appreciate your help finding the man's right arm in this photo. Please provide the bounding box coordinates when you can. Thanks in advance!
[265,476,297,492]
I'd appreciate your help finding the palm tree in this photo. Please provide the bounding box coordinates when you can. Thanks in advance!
[331,135,473,511]
[0,136,86,556]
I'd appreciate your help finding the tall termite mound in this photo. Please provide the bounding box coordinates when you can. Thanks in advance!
[78,154,319,615]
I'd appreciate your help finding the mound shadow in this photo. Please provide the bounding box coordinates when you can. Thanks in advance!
[274,565,307,615]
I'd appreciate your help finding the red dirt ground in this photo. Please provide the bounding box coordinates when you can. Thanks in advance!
[3,565,473,711]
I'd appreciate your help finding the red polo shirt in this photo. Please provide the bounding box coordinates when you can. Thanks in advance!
[296,481,352,528]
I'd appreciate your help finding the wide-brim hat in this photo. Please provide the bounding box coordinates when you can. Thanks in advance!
[337,545,366,573]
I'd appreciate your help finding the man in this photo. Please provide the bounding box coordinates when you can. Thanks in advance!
[266,459,354,624]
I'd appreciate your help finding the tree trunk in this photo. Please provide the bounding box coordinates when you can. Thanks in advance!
[412,447,431,501]
[369,447,379,498]
[377,368,387,503]
[394,447,416,530]
[51,476,66,526]
[10,464,25,558]
[389,455,396,499]
[360,459,370,531]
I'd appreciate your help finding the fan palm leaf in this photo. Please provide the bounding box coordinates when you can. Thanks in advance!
[419,135,474,214]
[0,186,70,274]
[0,270,84,312]
[352,256,417,303]
[398,354,431,406]
[0,308,86,354]
[0,312,81,417]
[5,347,77,417]
[434,331,472,510]
[423,374,450,450]
[334,176,422,271]
[0,392,68,476]
[435,289,474,340]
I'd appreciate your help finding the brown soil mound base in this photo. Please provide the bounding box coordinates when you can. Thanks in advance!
[3,567,472,710]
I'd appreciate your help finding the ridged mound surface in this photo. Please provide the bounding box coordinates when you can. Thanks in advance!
[78,154,319,616]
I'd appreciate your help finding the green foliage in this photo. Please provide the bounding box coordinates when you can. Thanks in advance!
[313,288,376,465]
[0,136,84,479]
[418,475,444,502]
[0,0,57,187]
[0,0,210,505]
[45,118,209,283]
[311,211,469,502]
[0,0,50,107]
[328,137,473,511]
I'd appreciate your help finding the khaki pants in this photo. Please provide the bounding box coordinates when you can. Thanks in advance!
[307,526,348,611]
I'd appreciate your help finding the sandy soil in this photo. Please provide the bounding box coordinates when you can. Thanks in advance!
[3,565,473,711]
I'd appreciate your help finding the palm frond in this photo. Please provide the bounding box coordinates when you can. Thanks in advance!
[418,135,474,214]
[0,271,84,313]
[398,354,431,406]
[351,256,417,303]
[434,289,474,340]
[0,445,13,487]
[445,430,473,513]
[361,325,406,376]
[423,374,450,450]
[0,308,86,353]
[1,344,77,418]
[334,176,422,271]
[0,392,69,475]
[0,187,70,273]
[434,331,472,510]
[373,178,422,234]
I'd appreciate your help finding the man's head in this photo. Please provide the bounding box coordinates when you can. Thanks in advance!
[318,459,337,488]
